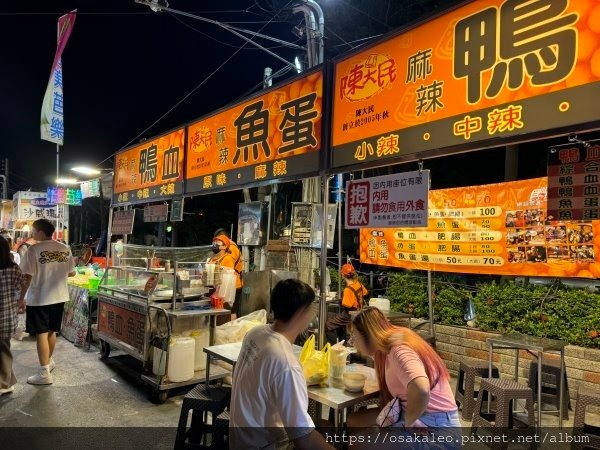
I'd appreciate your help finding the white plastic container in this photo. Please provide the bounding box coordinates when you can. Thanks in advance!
[190,329,210,371]
[168,337,195,382]
[153,345,168,376]
[152,336,196,382]
[369,297,390,312]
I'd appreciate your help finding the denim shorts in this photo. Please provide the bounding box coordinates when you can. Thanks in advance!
[390,410,462,449]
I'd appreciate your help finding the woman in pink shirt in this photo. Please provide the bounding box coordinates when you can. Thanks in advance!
[347,307,460,446]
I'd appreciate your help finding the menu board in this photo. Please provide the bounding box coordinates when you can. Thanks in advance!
[548,143,600,221]
[360,178,600,278]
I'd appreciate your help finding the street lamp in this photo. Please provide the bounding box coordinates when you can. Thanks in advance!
[56,177,79,185]
[72,166,102,176]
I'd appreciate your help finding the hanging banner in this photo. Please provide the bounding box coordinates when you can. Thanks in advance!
[185,69,323,193]
[360,178,600,278]
[113,128,185,205]
[41,11,77,145]
[111,210,135,235]
[143,204,168,223]
[346,170,429,229]
[332,0,600,169]
[80,179,101,199]
[548,143,600,221]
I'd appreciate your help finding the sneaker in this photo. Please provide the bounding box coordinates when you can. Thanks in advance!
[49,358,56,372]
[0,385,15,395]
[27,368,53,385]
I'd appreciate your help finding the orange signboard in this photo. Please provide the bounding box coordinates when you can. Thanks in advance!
[186,70,323,193]
[333,0,600,168]
[360,178,600,278]
[113,128,185,204]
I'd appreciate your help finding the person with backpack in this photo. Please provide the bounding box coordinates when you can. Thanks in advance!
[326,263,368,344]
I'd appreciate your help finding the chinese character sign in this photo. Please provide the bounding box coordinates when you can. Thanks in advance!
[80,179,100,199]
[332,0,600,169]
[186,70,322,193]
[548,144,600,221]
[113,129,184,204]
[41,11,76,145]
[346,170,429,229]
[46,187,81,206]
[360,178,600,279]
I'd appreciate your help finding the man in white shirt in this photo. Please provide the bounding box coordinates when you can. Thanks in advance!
[18,219,75,385]
[230,279,334,450]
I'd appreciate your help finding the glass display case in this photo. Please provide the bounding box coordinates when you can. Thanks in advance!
[96,246,230,403]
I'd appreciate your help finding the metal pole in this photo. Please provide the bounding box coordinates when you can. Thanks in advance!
[337,176,343,300]
[106,207,114,264]
[428,270,435,338]
[56,144,60,239]
[318,175,330,348]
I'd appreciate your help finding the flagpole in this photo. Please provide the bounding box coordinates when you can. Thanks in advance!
[56,143,60,239]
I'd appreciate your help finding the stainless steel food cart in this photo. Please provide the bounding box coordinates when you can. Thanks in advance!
[96,245,230,403]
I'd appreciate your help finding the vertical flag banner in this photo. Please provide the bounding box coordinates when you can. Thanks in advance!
[41,10,77,145]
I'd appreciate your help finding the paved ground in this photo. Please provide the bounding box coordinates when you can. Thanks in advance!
[1,335,597,449]
[0,336,185,427]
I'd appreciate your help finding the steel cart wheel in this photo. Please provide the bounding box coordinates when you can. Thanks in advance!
[99,340,111,359]
[150,388,168,404]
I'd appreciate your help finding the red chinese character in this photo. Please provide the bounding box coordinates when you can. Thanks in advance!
[558,147,580,164]
[378,59,397,87]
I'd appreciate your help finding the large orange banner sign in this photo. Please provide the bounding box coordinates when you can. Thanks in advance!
[333,0,600,168]
[186,70,323,193]
[360,178,600,278]
[113,129,185,205]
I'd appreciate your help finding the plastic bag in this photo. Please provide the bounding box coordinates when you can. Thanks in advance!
[12,313,27,341]
[214,309,267,345]
[299,334,330,385]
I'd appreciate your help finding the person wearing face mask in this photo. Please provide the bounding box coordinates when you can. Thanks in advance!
[210,235,242,320]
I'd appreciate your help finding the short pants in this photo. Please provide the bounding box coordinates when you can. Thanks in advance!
[26,303,65,335]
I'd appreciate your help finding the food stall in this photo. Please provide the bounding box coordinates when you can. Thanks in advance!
[97,244,230,403]
[327,0,600,344]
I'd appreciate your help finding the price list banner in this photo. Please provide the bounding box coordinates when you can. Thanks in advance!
[360,178,600,278]
[548,143,600,221]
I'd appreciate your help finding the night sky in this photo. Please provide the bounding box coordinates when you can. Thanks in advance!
[1,0,307,194]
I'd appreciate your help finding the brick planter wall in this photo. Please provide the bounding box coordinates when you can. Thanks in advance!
[431,323,600,404]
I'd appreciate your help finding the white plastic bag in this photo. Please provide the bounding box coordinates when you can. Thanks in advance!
[214,309,267,345]
[12,313,27,341]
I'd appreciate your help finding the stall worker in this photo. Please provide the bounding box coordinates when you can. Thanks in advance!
[325,263,368,344]
[210,235,242,320]
[347,307,460,449]
[230,279,334,450]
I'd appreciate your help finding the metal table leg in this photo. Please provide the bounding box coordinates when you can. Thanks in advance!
[205,354,211,386]
[559,348,565,429]
[487,344,493,414]
[537,351,542,432]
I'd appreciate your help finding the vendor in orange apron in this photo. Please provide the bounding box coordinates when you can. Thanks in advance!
[326,263,368,344]
[211,235,243,320]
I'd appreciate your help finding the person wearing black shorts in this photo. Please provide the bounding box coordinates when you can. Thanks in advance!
[18,219,75,385]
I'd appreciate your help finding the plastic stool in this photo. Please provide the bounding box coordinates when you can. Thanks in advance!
[455,360,500,420]
[471,378,535,448]
[528,360,570,419]
[174,385,231,449]
[572,386,600,450]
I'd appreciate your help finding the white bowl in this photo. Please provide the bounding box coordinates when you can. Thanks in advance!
[342,372,366,392]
